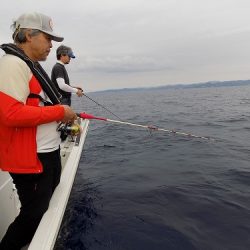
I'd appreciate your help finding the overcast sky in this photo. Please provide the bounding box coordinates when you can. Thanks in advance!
[1,0,250,92]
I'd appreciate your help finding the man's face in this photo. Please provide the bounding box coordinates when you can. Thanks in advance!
[61,54,71,64]
[29,32,52,61]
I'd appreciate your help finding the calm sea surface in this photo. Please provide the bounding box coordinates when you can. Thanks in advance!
[55,85,250,250]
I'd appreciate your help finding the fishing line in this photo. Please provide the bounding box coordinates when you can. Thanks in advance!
[82,93,122,120]
[79,93,213,141]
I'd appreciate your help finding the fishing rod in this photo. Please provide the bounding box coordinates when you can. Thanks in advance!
[77,112,214,141]
[82,93,122,121]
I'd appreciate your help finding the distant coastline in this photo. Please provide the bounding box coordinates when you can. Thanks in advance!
[92,79,250,93]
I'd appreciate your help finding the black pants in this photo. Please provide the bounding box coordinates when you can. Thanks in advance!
[0,148,61,250]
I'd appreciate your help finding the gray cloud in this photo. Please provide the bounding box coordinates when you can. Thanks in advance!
[72,55,173,73]
[1,0,250,91]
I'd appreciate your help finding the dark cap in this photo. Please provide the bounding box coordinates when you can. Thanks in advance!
[56,45,75,58]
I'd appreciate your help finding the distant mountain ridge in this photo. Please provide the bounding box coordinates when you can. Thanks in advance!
[93,79,250,93]
[162,79,250,89]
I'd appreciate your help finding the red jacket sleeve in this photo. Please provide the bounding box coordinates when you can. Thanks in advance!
[0,91,65,127]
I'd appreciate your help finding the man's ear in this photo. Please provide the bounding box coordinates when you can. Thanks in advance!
[25,29,33,42]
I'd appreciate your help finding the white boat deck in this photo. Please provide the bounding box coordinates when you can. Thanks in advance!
[0,118,89,249]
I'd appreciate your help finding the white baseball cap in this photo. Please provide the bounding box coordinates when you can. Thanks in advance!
[13,12,64,42]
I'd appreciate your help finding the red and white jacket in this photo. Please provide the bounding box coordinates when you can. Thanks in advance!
[0,54,64,173]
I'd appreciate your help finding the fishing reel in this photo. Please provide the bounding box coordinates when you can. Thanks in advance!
[57,121,81,141]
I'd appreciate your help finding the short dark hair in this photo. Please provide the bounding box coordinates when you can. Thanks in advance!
[56,45,75,59]
[12,28,41,43]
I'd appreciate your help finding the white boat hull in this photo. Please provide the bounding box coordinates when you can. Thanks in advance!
[0,118,89,249]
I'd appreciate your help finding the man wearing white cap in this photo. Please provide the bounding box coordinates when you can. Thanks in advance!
[0,12,78,249]
[51,45,83,106]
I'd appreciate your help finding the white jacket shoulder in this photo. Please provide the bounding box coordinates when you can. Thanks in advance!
[0,54,32,103]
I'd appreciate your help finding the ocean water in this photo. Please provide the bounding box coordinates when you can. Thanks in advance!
[55,85,250,250]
